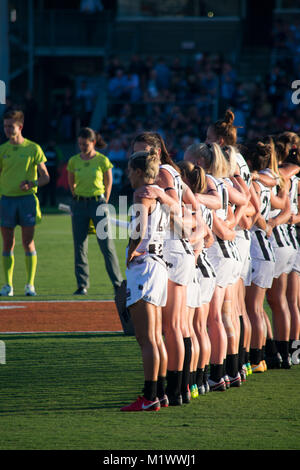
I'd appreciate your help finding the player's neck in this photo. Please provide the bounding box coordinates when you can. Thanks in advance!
[9,134,25,145]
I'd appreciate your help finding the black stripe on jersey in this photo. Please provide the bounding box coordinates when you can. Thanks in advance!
[272,226,284,247]
[255,231,271,261]
[216,237,231,258]
[244,230,250,240]
[287,225,298,249]
[197,253,215,278]
[180,239,193,255]
[281,226,291,246]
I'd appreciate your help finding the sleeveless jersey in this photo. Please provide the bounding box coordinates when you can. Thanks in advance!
[236,152,251,188]
[160,163,193,255]
[259,169,291,249]
[206,174,237,260]
[197,204,216,278]
[250,181,275,261]
[286,175,299,249]
[128,185,168,257]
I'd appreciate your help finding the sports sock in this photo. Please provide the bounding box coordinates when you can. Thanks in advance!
[25,251,37,286]
[250,348,262,365]
[209,364,223,382]
[143,380,157,402]
[226,354,239,377]
[196,368,204,387]
[244,350,250,364]
[203,364,209,383]
[157,376,166,398]
[265,338,278,356]
[238,316,245,368]
[181,337,192,394]
[2,252,14,286]
[166,370,182,397]
[275,340,289,360]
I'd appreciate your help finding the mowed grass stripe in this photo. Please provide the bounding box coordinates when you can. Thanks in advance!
[0,334,299,450]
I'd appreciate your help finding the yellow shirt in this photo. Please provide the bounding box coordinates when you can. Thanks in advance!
[67,152,113,197]
[0,138,47,197]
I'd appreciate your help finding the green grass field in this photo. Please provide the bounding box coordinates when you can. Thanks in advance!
[3,213,128,300]
[0,214,300,451]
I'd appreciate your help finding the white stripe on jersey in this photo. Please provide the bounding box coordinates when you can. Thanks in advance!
[250,181,275,261]
[236,152,251,188]
[206,175,237,260]
[129,187,169,256]
[289,175,299,215]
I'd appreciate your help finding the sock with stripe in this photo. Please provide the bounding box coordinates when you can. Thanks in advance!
[25,251,37,286]
[2,252,14,287]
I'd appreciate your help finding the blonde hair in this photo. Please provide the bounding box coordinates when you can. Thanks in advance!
[275,132,300,165]
[129,149,160,183]
[177,161,207,194]
[223,145,237,177]
[186,142,228,178]
[263,135,285,189]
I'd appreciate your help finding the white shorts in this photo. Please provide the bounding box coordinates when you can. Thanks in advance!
[207,254,236,288]
[235,233,251,285]
[273,245,297,278]
[186,266,202,308]
[126,255,168,308]
[199,276,216,305]
[164,249,195,286]
[251,258,275,289]
[292,248,300,275]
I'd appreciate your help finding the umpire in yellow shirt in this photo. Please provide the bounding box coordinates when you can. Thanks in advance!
[67,127,123,295]
[0,109,50,296]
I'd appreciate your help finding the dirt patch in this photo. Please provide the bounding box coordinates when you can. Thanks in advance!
[0,301,123,333]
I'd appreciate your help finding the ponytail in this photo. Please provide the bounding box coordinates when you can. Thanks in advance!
[78,127,107,149]
[210,109,239,146]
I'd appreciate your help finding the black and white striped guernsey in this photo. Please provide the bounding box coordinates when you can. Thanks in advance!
[250,180,275,262]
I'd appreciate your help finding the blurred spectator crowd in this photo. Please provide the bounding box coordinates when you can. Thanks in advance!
[2,17,300,168]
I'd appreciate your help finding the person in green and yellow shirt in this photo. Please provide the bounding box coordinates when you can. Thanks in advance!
[0,109,50,296]
[67,127,123,295]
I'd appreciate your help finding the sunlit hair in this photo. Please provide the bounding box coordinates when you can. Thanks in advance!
[222,145,237,177]
[128,148,160,183]
[243,141,272,173]
[78,127,106,149]
[3,109,24,125]
[275,131,300,166]
[209,109,238,146]
[177,161,207,194]
[132,131,181,174]
[262,135,285,189]
[186,142,228,178]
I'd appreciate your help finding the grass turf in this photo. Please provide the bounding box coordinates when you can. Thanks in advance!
[0,333,300,450]
[2,213,128,300]
[1,214,300,451]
